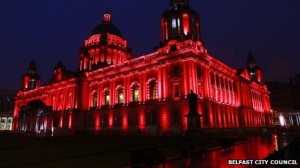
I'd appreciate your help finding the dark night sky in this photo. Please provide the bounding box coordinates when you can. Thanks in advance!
[0,0,299,90]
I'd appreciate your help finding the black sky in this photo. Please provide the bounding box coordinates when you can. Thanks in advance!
[0,0,299,90]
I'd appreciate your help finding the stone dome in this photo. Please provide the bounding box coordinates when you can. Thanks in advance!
[90,12,122,37]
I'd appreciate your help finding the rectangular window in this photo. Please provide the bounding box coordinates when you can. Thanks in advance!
[177,18,181,36]
[172,19,177,28]
[172,109,180,124]
[100,114,107,128]
[211,73,215,85]
[183,13,189,35]
[174,85,180,97]
[146,111,157,125]
[173,65,180,74]
[128,111,137,127]
[113,113,122,127]
[134,90,139,102]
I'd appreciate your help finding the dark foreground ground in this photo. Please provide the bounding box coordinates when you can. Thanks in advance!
[0,132,230,168]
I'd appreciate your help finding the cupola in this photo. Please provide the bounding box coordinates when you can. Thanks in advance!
[79,12,132,72]
[161,0,203,45]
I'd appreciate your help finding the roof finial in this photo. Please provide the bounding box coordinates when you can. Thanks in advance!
[103,11,111,22]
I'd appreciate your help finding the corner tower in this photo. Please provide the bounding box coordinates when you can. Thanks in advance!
[247,52,264,83]
[21,60,40,90]
[79,12,132,72]
[161,0,202,45]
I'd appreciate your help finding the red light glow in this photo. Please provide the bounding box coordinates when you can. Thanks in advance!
[183,13,190,35]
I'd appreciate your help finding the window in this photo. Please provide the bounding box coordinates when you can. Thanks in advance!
[101,114,108,128]
[149,80,157,100]
[171,77,180,100]
[146,110,157,125]
[216,75,220,87]
[250,72,256,79]
[104,89,110,105]
[183,13,189,35]
[211,73,215,85]
[30,79,36,89]
[114,114,122,127]
[171,18,180,37]
[177,19,180,27]
[92,92,98,107]
[173,65,180,74]
[177,18,181,35]
[198,79,204,98]
[172,109,180,124]
[117,87,124,104]
[132,84,139,102]
[107,54,111,65]
[128,111,137,127]
[174,85,180,97]
[68,93,72,108]
[60,95,64,109]
[172,18,177,28]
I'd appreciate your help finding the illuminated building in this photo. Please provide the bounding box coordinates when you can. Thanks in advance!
[13,0,273,135]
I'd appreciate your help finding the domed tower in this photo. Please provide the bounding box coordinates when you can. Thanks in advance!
[161,0,203,45]
[54,60,65,82]
[247,52,264,83]
[21,60,41,90]
[79,11,132,72]
[47,60,75,84]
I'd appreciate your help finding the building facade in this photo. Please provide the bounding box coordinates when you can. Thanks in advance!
[0,89,16,131]
[267,76,300,127]
[13,0,273,135]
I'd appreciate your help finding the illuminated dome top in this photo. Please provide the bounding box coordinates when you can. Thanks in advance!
[91,12,122,37]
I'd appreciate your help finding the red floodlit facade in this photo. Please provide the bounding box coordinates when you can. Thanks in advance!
[13,0,273,135]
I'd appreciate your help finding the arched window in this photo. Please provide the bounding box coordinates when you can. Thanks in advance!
[198,78,204,98]
[117,86,124,104]
[30,79,36,89]
[171,18,180,37]
[92,92,98,107]
[132,83,139,102]
[68,93,72,109]
[149,80,157,100]
[104,89,110,105]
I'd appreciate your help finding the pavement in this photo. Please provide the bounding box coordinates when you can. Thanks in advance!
[0,133,223,168]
